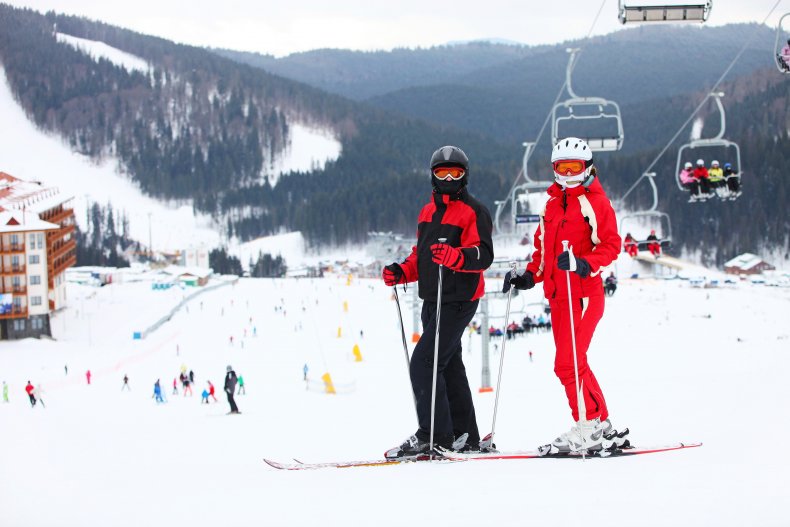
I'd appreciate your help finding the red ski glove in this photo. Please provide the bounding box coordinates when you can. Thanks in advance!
[382,263,406,286]
[430,243,465,271]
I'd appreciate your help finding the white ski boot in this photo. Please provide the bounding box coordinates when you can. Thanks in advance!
[601,418,630,449]
[538,417,605,456]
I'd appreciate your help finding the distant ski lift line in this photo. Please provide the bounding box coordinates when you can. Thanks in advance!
[617,0,712,24]
[551,48,624,152]
[775,12,790,74]
[618,172,673,248]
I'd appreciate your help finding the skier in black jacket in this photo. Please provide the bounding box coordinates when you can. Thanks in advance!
[382,145,494,458]
[224,365,240,414]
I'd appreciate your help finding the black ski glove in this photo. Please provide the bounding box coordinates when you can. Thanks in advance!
[557,251,591,278]
[382,263,406,286]
[502,270,535,293]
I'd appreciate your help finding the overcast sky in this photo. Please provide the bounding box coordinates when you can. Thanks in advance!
[5,0,787,56]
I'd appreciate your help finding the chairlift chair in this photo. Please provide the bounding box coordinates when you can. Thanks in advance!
[618,172,673,251]
[494,142,553,235]
[675,92,742,201]
[774,13,790,74]
[551,49,624,152]
[618,0,712,24]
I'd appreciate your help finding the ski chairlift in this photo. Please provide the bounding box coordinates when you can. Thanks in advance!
[775,13,790,74]
[675,92,742,201]
[494,142,553,235]
[618,172,673,252]
[618,0,712,24]
[552,49,624,152]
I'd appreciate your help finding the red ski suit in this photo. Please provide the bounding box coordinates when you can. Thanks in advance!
[526,177,621,422]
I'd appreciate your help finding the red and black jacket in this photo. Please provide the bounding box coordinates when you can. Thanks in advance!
[399,188,494,302]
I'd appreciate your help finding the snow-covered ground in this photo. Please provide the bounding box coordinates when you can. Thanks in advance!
[55,32,150,74]
[1,272,788,526]
[265,123,342,187]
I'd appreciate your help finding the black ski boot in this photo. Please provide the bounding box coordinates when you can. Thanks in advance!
[384,433,452,459]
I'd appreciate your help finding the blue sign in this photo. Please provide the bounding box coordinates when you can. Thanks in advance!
[516,214,541,224]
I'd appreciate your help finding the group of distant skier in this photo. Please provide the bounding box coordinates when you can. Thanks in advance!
[382,138,629,459]
[152,366,244,414]
[678,158,741,202]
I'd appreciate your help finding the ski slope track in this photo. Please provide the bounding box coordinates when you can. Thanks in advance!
[0,271,788,526]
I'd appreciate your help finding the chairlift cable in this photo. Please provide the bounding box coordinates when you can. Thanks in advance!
[620,0,784,205]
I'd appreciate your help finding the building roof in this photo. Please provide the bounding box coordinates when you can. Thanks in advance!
[0,210,60,234]
[724,253,765,270]
[0,171,74,214]
[163,265,213,279]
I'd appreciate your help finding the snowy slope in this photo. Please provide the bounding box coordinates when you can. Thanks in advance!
[56,32,150,74]
[1,272,788,526]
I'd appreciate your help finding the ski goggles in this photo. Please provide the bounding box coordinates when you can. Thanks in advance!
[552,159,588,176]
[433,166,466,180]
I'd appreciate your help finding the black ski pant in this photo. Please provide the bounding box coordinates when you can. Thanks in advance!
[410,299,479,446]
[226,390,239,413]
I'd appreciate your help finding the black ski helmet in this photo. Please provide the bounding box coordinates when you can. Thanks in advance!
[430,145,469,193]
[430,145,469,172]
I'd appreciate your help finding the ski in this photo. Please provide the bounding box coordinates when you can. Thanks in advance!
[264,454,457,471]
[442,442,702,462]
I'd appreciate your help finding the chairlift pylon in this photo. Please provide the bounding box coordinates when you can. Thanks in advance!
[774,13,790,74]
[675,92,742,201]
[551,49,624,152]
[618,0,712,24]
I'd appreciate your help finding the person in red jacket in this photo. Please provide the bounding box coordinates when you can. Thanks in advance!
[382,145,494,458]
[623,232,638,257]
[504,137,626,455]
[25,380,36,407]
[646,229,662,258]
[692,159,711,199]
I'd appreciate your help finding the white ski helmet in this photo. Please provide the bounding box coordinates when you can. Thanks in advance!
[684,162,693,169]
[696,159,705,166]
[711,160,720,167]
[551,137,594,188]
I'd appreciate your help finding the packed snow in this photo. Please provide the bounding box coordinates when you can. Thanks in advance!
[55,32,150,74]
[1,266,788,526]
[265,123,342,187]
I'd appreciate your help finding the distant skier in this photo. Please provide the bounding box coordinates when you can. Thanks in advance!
[692,159,711,198]
[303,363,308,382]
[201,386,210,404]
[529,350,533,363]
[25,381,36,407]
[208,380,218,402]
[64,364,68,376]
[182,374,193,397]
[224,365,240,414]
[503,137,625,455]
[172,377,178,395]
[724,163,740,197]
[189,370,195,384]
[2,381,8,403]
[382,145,493,457]
[778,38,790,71]
[86,370,92,385]
[122,374,131,391]
[153,379,164,403]
[678,161,698,199]
[237,375,246,395]
[646,230,662,258]
[605,273,618,297]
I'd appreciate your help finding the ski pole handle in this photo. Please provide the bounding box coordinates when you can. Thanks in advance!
[562,240,570,253]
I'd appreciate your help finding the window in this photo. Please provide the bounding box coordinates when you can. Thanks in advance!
[37,233,44,249]
[29,233,35,246]
[31,317,43,330]
[10,234,19,246]
[29,254,40,265]
[30,275,41,285]
[31,296,42,306]
[13,319,26,331]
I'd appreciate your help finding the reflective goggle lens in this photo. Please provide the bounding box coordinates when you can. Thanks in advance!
[553,160,586,176]
[433,167,466,180]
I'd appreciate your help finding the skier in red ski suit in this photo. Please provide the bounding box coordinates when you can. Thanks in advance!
[504,137,625,455]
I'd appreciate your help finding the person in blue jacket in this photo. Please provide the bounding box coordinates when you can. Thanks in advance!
[153,379,164,403]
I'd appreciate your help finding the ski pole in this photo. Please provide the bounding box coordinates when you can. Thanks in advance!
[562,240,586,461]
[429,237,447,457]
[488,261,518,446]
[393,286,418,421]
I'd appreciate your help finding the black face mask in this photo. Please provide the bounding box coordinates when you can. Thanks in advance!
[431,176,466,195]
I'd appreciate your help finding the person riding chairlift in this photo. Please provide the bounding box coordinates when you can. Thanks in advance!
[646,229,661,259]
[623,232,638,258]
[724,162,741,198]
[679,161,699,199]
[708,160,725,195]
[779,38,790,72]
[692,159,711,200]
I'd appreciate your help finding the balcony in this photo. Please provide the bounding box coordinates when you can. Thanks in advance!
[42,207,75,226]
[0,265,26,276]
[0,242,25,254]
[51,239,76,260]
[53,252,76,276]
[0,306,28,320]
